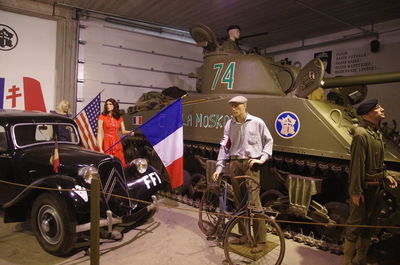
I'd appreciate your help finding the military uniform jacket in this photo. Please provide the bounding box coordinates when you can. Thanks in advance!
[221,39,242,53]
[349,119,386,196]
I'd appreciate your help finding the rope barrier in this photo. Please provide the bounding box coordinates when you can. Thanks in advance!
[1,179,399,230]
[0,179,152,205]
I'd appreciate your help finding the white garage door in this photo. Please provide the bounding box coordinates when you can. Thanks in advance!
[77,16,203,112]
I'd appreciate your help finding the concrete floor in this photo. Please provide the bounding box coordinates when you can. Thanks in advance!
[0,198,391,265]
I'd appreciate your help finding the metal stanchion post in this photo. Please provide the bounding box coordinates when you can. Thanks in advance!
[90,175,100,265]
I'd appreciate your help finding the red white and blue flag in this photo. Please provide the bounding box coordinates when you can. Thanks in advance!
[74,94,101,151]
[0,78,4,109]
[51,138,60,173]
[132,116,143,125]
[139,99,183,188]
[0,77,46,111]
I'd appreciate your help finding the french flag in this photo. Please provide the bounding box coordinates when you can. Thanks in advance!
[139,99,183,188]
[132,116,143,125]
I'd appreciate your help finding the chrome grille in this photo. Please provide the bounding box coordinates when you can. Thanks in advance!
[98,159,134,215]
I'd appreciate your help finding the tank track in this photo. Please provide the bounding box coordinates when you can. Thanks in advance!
[181,140,352,205]
[156,189,347,254]
[123,136,397,254]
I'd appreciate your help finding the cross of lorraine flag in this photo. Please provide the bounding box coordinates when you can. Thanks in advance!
[0,77,46,111]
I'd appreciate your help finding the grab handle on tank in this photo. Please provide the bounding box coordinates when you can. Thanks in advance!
[329,109,343,128]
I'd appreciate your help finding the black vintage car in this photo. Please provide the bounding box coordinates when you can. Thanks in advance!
[0,110,163,256]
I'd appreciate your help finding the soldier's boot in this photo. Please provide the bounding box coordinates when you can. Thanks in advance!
[343,239,357,265]
[352,238,371,265]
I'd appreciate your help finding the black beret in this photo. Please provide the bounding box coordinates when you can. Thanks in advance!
[356,98,378,115]
[227,25,241,32]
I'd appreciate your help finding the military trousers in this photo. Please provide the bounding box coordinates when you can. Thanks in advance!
[345,185,381,242]
[229,159,266,243]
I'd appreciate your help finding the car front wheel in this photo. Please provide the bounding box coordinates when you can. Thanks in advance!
[31,193,77,256]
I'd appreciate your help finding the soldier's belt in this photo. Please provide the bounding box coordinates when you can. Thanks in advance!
[365,181,380,187]
[365,171,385,181]
[230,156,261,160]
[230,155,249,160]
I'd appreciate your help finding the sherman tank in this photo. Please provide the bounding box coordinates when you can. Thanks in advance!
[123,23,400,242]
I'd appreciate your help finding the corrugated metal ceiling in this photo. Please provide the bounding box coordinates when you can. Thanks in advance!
[38,0,400,48]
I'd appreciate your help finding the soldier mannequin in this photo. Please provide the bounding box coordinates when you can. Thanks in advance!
[344,99,398,265]
[221,25,242,53]
[212,95,273,253]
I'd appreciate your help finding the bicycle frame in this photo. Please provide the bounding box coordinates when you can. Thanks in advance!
[222,176,285,265]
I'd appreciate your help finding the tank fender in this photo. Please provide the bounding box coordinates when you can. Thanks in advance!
[3,175,88,223]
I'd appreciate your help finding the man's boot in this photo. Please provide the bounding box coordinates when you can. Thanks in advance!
[352,238,371,265]
[343,239,356,265]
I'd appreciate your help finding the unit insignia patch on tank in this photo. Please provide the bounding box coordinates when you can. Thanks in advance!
[275,111,300,138]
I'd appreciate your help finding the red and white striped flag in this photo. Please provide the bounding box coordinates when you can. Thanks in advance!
[74,94,101,151]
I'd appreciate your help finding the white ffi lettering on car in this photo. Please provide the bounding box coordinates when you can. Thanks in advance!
[153,171,162,184]
[149,172,158,186]
[142,175,152,189]
[141,172,162,189]
[74,185,88,202]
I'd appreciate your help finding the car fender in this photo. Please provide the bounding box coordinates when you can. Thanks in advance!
[127,165,164,203]
[3,175,89,223]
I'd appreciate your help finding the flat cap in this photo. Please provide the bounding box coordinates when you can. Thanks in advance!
[357,98,378,115]
[227,25,241,32]
[229,95,248,104]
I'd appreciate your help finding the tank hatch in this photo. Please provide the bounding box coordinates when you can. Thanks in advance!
[189,23,220,52]
[294,58,325,98]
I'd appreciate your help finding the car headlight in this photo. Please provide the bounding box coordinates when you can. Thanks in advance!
[130,158,148,174]
[78,165,99,184]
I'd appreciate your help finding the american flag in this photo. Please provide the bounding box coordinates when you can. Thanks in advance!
[74,94,101,151]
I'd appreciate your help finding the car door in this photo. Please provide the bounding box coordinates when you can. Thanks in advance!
[0,125,20,205]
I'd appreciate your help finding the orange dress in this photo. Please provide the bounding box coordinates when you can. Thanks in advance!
[99,114,126,166]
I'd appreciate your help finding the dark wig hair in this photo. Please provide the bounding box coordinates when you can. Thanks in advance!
[101,98,121,120]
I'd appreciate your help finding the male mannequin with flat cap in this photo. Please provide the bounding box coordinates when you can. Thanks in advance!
[343,99,398,265]
[212,95,273,253]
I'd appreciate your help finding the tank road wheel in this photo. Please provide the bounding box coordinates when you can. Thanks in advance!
[318,201,349,242]
[260,189,285,206]
[31,193,77,256]
[223,214,285,265]
[198,187,222,236]
[189,173,207,197]
[260,189,287,213]
[181,170,193,195]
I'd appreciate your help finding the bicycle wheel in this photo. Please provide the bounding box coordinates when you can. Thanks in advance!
[223,214,285,265]
[198,187,223,236]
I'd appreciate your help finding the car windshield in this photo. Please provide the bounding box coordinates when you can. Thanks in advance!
[13,123,79,147]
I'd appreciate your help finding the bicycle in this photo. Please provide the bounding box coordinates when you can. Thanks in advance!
[198,175,285,265]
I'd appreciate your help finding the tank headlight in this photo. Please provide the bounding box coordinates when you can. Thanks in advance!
[78,166,99,184]
[130,158,148,174]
